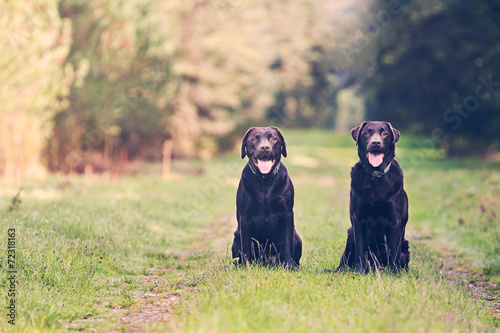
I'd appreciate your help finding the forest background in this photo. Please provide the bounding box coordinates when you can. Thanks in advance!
[1,0,499,179]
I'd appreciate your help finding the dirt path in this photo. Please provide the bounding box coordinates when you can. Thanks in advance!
[95,216,235,332]
[412,232,500,317]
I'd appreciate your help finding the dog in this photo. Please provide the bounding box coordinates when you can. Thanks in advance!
[231,127,302,270]
[336,121,410,272]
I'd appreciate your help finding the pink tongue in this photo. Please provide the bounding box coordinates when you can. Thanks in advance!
[257,160,274,174]
[367,153,384,167]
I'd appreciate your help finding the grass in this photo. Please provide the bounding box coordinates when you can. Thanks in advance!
[0,129,499,332]
[173,256,488,332]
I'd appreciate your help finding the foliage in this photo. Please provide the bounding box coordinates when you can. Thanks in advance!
[0,0,72,178]
[365,0,500,155]
[3,0,500,176]
[44,0,373,168]
[45,0,171,172]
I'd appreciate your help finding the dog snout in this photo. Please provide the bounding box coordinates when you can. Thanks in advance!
[259,144,271,152]
[368,134,383,150]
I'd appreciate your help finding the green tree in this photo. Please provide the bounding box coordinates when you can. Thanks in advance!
[0,0,72,179]
[364,0,500,155]
[46,0,170,171]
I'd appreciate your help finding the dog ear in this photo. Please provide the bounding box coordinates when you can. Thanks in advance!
[351,121,368,145]
[241,127,255,159]
[385,122,400,144]
[271,126,287,157]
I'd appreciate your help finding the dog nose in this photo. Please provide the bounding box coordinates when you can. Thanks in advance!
[371,140,381,147]
[260,145,271,152]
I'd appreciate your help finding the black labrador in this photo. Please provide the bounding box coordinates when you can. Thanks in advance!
[231,127,302,270]
[336,121,410,272]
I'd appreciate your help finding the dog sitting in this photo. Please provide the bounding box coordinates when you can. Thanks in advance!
[231,127,302,270]
[335,121,410,272]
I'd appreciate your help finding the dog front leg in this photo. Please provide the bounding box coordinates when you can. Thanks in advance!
[282,214,298,270]
[351,203,368,272]
[387,226,403,271]
[353,223,368,273]
[335,227,355,271]
[238,220,253,266]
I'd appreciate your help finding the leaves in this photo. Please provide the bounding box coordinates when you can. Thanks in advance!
[0,0,73,178]
[364,0,500,155]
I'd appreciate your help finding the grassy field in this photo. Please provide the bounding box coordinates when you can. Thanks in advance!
[0,129,499,332]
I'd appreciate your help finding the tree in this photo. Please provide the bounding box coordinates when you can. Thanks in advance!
[0,0,72,179]
[364,0,500,155]
[155,0,279,157]
[46,0,170,171]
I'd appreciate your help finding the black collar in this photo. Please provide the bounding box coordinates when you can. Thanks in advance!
[248,161,280,179]
[365,162,391,179]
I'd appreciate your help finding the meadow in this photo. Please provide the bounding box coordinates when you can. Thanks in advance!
[0,129,499,332]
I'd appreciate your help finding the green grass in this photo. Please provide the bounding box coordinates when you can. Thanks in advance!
[173,256,489,332]
[0,129,499,332]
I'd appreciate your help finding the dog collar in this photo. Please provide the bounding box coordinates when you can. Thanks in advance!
[369,162,391,178]
[248,161,280,179]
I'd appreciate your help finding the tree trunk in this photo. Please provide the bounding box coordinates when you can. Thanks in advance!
[162,139,173,179]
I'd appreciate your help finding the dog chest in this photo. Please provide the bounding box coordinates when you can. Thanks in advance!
[247,213,291,242]
[355,200,397,227]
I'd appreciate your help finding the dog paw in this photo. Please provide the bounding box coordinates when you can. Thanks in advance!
[284,261,299,271]
[355,263,370,274]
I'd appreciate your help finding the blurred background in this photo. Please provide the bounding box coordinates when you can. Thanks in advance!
[1,0,499,179]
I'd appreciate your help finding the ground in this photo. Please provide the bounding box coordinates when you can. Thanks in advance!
[0,129,499,332]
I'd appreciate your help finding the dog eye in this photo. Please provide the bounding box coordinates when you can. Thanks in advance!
[363,131,370,136]
[251,137,258,143]
[382,131,389,137]
[270,137,277,143]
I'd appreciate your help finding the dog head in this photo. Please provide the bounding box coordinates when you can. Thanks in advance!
[241,127,287,175]
[351,121,400,170]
